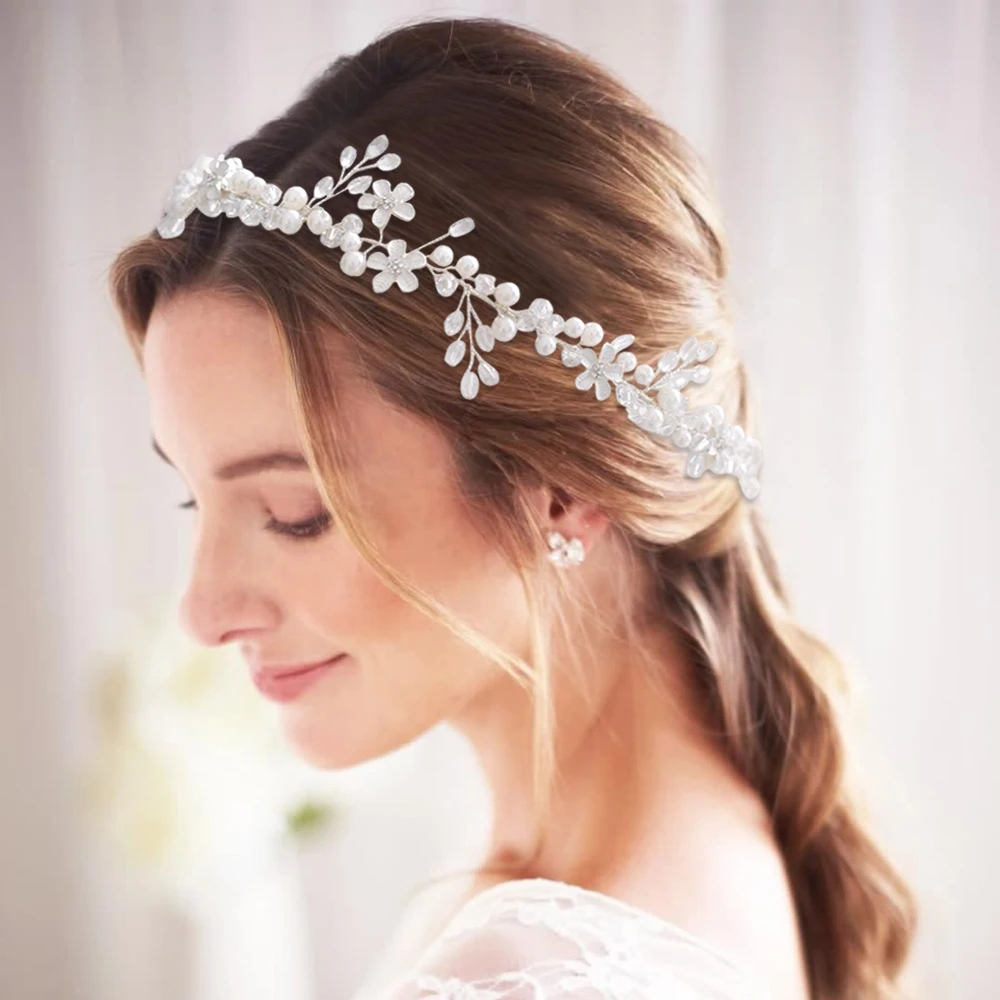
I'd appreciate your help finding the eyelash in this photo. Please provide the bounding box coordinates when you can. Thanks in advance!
[175,499,332,540]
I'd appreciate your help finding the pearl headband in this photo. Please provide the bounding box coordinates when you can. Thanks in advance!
[156,134,763,501]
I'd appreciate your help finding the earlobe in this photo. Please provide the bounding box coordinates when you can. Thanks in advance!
[542,486,611,556]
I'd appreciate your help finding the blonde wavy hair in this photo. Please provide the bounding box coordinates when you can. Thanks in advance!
[108,16,918,998]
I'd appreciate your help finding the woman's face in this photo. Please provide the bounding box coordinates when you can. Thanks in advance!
[143,288,537,768]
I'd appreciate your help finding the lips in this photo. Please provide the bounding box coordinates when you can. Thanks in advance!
[250,654,346,703]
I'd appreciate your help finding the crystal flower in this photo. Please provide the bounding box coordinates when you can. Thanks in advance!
[366,239,427,293]
[358,178,415,229]
[567,335,639,401]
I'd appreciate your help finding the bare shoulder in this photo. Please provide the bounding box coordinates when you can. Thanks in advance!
[595,790,811,1000]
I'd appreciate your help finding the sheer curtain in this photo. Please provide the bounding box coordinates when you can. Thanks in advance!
[1,1,995,998]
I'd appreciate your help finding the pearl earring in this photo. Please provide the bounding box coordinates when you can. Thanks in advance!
[546,531,586,568]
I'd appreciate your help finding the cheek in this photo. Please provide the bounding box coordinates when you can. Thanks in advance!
[296,511,520,654]
[274,512,532,769]
[286,533,404,646]
[300,503,531,692]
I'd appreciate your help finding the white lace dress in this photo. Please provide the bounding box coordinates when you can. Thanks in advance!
[354,877,773,999]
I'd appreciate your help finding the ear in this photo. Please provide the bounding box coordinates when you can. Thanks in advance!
[526,484,612,552]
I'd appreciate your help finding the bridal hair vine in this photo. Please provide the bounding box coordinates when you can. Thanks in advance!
[156,134,763,500]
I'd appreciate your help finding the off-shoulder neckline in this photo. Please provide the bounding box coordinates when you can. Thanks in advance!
[457,875,773,998]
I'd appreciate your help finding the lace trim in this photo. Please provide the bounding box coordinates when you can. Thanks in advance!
[399,876,773,999]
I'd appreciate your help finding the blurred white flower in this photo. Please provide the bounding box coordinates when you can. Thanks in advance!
[81,604,346,910]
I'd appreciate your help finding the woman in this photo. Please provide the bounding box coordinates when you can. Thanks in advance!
[109,15,917,1000]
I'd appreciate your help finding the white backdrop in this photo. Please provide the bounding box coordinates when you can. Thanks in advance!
[1,1,996,998]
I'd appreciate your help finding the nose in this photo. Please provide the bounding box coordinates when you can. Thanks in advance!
[177,526,279,647]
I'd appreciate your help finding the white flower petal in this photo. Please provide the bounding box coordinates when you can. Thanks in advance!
[396,269,419,292]
[401,249,426,270]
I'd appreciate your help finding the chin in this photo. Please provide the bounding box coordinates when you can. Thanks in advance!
[280,716,371,769]
[277,709,421,770]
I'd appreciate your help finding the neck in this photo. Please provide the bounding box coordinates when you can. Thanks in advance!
[449,589,744,889]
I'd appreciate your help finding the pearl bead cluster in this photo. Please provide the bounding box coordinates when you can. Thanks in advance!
[156,134,763,501]
[547,531,587,568]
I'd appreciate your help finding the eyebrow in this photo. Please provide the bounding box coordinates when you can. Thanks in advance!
[152,437,310,481]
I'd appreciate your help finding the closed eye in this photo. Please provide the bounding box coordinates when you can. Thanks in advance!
[176,498,332,540]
